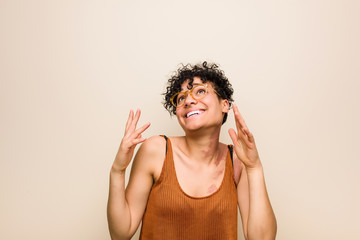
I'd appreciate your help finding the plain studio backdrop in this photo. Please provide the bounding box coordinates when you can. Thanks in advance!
[1,0,359,239]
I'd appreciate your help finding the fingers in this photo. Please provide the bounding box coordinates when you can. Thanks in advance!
[132,136,147,145]
[132,109,141,129]
[128,109,141,132]
[133,122,151,138]
[233,107,247,139]
[233,105,249,132]
[242,127,255,144]
[231,104,256,145]
[125,109,134,133]
[233,107,242,135]
[228,128,239,145]
[229,128,253,153]
[124,109,141,135]
[124,109,150,143]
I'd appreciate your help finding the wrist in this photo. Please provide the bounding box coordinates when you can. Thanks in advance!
[110,165,126,175]
[245,162,263,174]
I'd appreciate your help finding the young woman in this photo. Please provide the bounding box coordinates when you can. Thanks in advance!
[107,62,277,240]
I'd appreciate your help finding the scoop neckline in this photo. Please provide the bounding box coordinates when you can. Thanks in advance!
[167,136,229,200]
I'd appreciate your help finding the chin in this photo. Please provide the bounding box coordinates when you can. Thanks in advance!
[179,121,203,132]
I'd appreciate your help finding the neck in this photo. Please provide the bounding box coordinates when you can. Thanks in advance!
[183,127,222,165]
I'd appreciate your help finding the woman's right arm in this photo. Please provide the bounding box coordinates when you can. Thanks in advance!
[107,109,153,240]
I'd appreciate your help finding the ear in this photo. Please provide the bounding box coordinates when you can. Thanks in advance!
[221,99,230,113]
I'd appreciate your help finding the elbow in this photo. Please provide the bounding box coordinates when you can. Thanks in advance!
[247,219,277,240]
[109,231,132,240]
[107,212,134,240]
[108,223,133,240]
[247,232,276,240]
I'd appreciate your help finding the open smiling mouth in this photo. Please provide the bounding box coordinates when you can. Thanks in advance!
[186,110,205,118]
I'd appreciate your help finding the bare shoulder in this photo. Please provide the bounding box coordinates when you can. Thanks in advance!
[133,135,167,180]
[138,135,166,155]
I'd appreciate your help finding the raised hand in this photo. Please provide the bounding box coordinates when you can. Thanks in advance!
[228,105,261,170]
[113,109,151,172]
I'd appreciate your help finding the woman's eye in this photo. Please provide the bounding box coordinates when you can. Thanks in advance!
[196,89,206,95]
[177,96,185,103]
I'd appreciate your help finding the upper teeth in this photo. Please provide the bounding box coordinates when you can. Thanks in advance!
[187,110,201,118]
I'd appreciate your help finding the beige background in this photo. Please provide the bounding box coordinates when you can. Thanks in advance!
[1,0,360,239]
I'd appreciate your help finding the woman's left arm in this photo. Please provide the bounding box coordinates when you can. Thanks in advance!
[229,105,277,240]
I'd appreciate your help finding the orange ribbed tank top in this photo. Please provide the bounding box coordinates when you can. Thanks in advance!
[139,136,238,240]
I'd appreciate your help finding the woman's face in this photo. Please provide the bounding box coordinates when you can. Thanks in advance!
[175,77,229,133]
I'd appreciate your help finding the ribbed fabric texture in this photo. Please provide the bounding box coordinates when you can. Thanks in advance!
[139,136,238,240]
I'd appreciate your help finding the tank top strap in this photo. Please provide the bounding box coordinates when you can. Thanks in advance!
[154,135,176,186]
[227,144,234,167]
[161,135,168,154]
[226,144,237,186]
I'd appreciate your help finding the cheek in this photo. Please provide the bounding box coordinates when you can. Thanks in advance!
[207,98,223,111]
[175,110,185,123]
[175,109,182,118]
[209,100,226,119]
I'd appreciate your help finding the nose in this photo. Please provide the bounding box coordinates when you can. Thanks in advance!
[183,93,197,107]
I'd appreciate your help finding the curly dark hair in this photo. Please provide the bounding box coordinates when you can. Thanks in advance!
[163,61,234,124]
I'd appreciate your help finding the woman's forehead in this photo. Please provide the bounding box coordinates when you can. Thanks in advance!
[180,77,204,90]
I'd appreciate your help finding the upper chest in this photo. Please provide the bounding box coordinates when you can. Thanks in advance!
[176,158,226,197]
[151,138,242,196]
[171,143,229,197]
